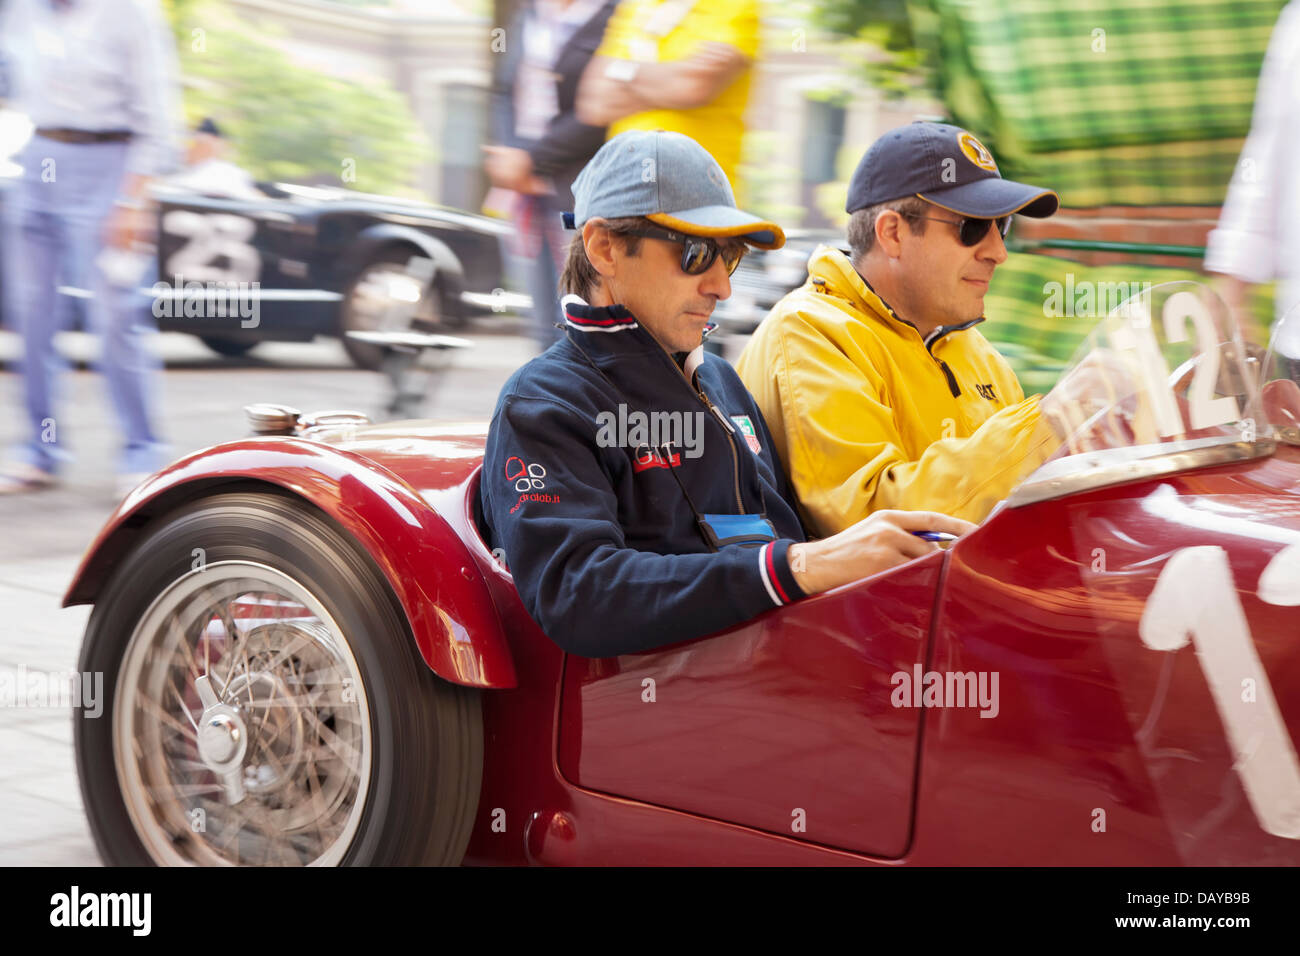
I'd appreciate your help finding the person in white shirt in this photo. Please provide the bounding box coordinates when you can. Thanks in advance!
[167,118,263,201]
[1204,1,1300,364]
[0,0,180,496]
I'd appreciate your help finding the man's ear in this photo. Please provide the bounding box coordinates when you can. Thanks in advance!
[583,220,617,278]
[874,210,907,259]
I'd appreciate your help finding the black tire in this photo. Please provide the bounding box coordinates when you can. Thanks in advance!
[340,249,449,370]
[75,491,483,866]
[198,335,258,358]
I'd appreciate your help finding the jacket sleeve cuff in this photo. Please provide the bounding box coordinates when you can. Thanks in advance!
[758,539,808,608]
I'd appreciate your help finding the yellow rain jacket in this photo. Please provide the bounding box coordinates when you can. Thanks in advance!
[735,246,1059,535]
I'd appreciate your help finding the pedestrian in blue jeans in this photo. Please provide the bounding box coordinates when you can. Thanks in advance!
[0,0,180,497]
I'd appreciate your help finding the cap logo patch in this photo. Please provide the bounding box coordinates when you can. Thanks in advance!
[958,132,998,173]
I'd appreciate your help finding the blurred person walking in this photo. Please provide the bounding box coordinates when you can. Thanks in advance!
[486,0,616,351]
[575,0,759,193]
[1204,0,1300,370]
[0,0,179,496]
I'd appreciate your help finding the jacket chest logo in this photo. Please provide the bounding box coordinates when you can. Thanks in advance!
[730,415,762,454]
[596,407,706,460]
[974,383,998,402]
[632,444,682,472]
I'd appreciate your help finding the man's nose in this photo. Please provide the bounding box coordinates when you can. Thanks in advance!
[699,254,732,300]
[980,222,1010,265]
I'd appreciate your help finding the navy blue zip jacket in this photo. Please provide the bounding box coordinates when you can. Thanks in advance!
[480,298,809,657]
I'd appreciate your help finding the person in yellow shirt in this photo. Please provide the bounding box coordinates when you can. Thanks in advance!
[575,0,758,191]
[736,122,1069,534]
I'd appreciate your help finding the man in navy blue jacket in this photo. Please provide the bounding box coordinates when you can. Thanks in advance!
[480,130,971,657]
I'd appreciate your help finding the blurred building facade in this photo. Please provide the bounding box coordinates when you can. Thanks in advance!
[227,0,924,226]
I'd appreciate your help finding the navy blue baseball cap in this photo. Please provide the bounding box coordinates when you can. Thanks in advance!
[568,130,785,249]
[846,121,1058,220]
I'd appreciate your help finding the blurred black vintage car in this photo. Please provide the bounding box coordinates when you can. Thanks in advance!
[0,169,514,370]
[1,150,838,366]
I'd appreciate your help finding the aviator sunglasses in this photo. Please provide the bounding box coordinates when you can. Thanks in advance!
[914,213,1013,247]
[621,222,747,276]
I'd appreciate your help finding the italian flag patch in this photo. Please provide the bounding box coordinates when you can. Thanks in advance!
[730,415,762,454]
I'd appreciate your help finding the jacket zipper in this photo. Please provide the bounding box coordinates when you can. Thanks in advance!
[866,279,977,401]
[935,358,961,397]
[651,339,746,513]
[924,325,976,399]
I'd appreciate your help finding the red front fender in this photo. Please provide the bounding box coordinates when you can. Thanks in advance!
[63,437,518,689]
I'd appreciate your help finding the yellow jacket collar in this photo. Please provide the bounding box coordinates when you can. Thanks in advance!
[805,245,986,346]
[806,245,916,337]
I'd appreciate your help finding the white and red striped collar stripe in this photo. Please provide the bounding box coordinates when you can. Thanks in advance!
[561,294,639,333]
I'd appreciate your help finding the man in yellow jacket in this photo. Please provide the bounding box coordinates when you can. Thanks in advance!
[576,0,758,192]
[736,122,1063,535]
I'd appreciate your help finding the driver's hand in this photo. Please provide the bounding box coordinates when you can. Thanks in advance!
[790,510,976,595]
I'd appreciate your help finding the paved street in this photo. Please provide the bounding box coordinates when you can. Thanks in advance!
[0,319,536,865]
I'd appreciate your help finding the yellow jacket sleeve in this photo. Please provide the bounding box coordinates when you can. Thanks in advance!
[595,0,634,59]
[768,315,1059,532]
[698,0,760,59]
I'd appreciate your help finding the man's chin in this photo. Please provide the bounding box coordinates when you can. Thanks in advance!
[681,313,712,344]
[961,295,987,322]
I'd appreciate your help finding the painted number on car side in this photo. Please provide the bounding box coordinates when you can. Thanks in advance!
[163,211,262,284]
[1139,545,1300,839]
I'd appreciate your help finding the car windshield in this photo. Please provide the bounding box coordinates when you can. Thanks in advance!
[1007,281,1291,507]
[1260,298,1300,445]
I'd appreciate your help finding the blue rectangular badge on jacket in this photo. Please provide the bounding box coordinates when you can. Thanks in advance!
[698,513,777,550]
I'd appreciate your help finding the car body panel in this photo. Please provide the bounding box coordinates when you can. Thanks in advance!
[65,419,1300,864]
[557,552,943,858]
[915,455,1300,865]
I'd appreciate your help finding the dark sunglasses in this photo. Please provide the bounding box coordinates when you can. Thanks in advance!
[621,223,747,276]
[916,214,1013,247]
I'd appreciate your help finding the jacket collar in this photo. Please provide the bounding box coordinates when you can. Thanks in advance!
[561,294,715,386]
[806,245,985,347]
[560,294,641,335]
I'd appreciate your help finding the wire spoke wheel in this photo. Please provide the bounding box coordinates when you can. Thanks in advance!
[116,563,371,866]
[76,493,483,867]
[341,254,443,369]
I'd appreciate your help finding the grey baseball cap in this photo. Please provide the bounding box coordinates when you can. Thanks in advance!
[567,130,785,249]
[847,121,1058,220]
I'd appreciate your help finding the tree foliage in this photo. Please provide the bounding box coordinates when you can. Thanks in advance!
[809,0,934,98]
[166,2,428,196]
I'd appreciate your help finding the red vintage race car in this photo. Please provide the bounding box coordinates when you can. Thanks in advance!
[66,283,1300,866]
